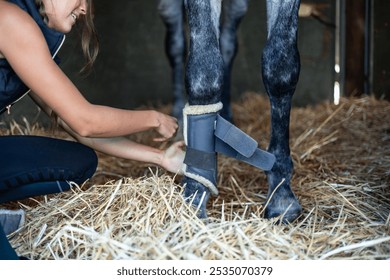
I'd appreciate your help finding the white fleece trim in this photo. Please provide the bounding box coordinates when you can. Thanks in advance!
[183,102,223,115]
[183,166,219,196]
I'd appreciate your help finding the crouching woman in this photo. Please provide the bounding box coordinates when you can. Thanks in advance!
[0,0,184,259]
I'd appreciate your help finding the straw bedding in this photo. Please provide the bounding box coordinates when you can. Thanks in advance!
[1,92,389,260]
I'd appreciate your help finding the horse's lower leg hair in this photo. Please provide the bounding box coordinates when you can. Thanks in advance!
[262,0,302,223]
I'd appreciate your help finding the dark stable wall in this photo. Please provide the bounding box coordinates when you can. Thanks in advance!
[1,0,335,125]
[372,0,390,100]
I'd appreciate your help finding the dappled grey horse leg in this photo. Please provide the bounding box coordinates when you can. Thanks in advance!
[262,0,302,222]
[219,0,249,122]
[157,0,186,121]
[182,0,224,218]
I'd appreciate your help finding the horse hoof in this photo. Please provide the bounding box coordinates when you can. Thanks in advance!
[264,188,302,224]
[264,204,302,224]
[264,200,302,224]
[182,178,210,219]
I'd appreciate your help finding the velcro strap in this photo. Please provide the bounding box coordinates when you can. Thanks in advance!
[215,115,257,158]
[184,147,216,171]
[215,138,275,171]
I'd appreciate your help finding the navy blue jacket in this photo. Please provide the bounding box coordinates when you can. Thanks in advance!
[0,0,65,114]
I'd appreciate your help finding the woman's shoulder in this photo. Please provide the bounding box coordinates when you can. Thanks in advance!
[0,1,37,30]
[0,1,48,61]
[0,1,22,19]
[0,1,43,44]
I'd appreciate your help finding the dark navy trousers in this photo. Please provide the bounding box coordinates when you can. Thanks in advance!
[0,135,98,259]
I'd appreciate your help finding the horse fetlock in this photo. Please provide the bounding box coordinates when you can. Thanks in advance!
[263,181,302,223]
[183,177,211,218]
[265,157,301,223]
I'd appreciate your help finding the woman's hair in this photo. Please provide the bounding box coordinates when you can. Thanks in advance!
[35,0,99,75]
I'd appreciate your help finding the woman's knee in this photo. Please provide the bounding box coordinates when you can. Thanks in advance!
[0,136,98,188]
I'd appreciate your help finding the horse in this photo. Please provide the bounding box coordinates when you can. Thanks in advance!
[157,0,302,223]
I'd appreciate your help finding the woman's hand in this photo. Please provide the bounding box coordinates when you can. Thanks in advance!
[161,141,185,174]
[153,111,179,142]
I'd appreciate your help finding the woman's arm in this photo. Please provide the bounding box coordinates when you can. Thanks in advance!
[60,120,185,174]
[30,91,184,174]
[0,2,177,140]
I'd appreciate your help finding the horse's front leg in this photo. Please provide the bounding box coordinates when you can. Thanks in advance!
[157,0,187,122]
[262,0,302,222]
[220,0,250,122]
[182,0,224,218]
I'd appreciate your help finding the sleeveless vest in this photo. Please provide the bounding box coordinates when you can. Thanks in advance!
[0,0,65,114]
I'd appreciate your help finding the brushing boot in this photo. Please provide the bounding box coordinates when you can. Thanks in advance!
[0,209,25,235]
[182,103,222,218]
[0,224,18,260]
